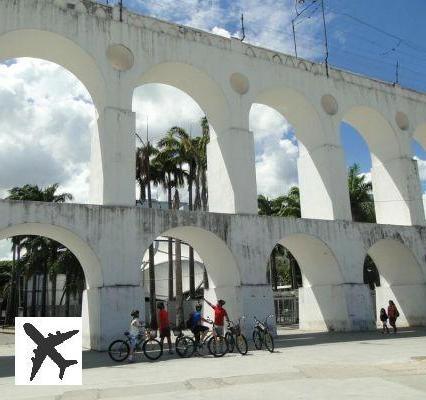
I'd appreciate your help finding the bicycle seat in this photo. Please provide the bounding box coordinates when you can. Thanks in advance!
[124,331,130,336]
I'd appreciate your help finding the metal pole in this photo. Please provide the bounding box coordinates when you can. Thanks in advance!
[240,13,246,42]
[119,0,123,22]
[292,19,298,58]
[321,0,329,77]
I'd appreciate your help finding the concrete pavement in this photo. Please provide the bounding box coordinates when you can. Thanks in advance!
[1,328,425,399]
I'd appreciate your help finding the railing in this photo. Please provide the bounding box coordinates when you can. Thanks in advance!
[274,291,299,326]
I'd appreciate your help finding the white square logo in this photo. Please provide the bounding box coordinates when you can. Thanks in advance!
[15,317,82,385]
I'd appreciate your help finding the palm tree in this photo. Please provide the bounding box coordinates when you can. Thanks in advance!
[0,260,13,321]
[198,117,210,212]
[172,189,184,328]
[136,135,160,328]
[56,249,85,316]
[348,164,376,223]
[155,128,186,307]
[197,117,210,287]
[174,128,200,298]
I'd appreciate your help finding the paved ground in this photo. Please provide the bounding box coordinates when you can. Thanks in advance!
[1,328,426,400]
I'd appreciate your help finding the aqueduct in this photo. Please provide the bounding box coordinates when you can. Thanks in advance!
[1,0,426,349]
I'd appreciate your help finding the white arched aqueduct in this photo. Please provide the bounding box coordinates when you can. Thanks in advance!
[1,0,426,349]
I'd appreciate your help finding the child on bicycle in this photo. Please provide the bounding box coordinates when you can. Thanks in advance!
[157,302,173,354]
[204,298,229,337]
[128,309,144,362]
[189,303,209,343]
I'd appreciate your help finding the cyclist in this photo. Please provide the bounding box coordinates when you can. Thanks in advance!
[189,303,209,343]
[157,302,173,354]
[204,298,229,336]
[128,309,144,362]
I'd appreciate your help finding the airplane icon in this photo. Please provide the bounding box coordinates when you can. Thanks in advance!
[23,322,79,381]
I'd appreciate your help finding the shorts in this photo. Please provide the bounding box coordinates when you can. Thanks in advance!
[214,325,225,336]
[192,325,209,335]
[160,327,171,339]
[129,335,137,350]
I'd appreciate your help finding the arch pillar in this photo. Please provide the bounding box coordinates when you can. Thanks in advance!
[298,142,352,220]
[82,284,144,350]
[90,106,136,206]
[299,284,375,331]
[371,156,425,225]
[207,126,258,214]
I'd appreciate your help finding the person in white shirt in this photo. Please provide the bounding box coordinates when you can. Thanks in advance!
[128,309,144,362]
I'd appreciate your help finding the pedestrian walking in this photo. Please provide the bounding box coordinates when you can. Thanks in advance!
[387,300,399,334]
[379,308,390,334]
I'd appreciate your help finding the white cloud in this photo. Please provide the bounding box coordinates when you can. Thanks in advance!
[211,26,231,38]
[250,103,299,197]
[0,58,94,204]
[0,239,11,261]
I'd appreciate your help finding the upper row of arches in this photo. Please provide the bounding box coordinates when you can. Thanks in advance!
[1,27,426,225]
[1,28,426,146]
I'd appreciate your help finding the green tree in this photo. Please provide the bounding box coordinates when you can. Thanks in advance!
[5,184,73,321]
[136,135,160,328]
[348,163,376,223]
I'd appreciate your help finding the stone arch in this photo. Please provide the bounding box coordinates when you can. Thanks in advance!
[0,29,110,205]
[253,86,326,150]
[273,233,350,331]
[0,222,104,348]
[251,86,347,220]
[0,222,103,289]
[341,105,422,225]
[367,238,426,326]
[0,29,106,111]
[342,106,401,164]
[134,62,230,132]
[142,225,242,320]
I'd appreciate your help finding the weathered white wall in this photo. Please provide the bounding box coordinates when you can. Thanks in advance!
[1,0,426,223]
[1,200,425,349]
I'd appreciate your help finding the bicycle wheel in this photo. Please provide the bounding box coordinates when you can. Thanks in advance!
[108,340,130,362]
[208,335,228,357]
[175,336,196,358]
[264,332,274,353]
[235,334,248,355]
[225,332,235,353]
[142,338,163,360]
[253,330,263,350]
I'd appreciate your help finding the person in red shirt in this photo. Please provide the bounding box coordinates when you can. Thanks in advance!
[204,298,229,337]
[157,302,173,354]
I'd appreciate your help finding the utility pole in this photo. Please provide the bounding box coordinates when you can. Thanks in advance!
[320,0,329,77]
[119,0,123,22]
[292,19,298,58]
[394,60,399,86]
[293,0,329,76]
[240,13,246,42]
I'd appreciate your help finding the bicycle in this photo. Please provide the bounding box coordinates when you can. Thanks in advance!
[189,317,228,357]
[108,328,163,361]
[252,315,274,353]
[173,328,196,358]
[225,317,248,355]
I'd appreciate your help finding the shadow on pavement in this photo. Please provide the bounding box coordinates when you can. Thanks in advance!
[0,327,425,379]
